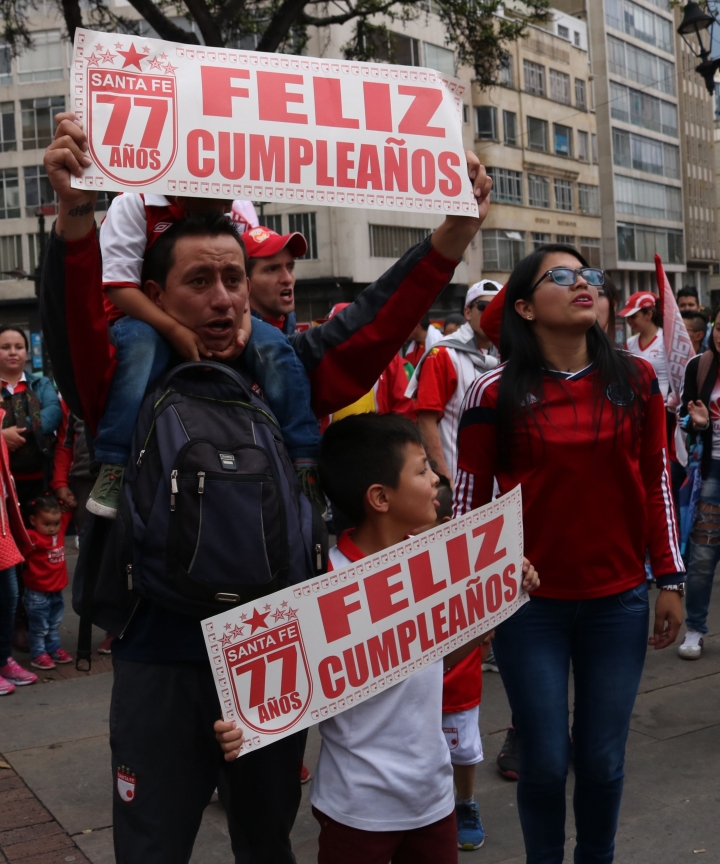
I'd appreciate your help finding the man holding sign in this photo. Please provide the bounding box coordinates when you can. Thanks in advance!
[40,34,494,864]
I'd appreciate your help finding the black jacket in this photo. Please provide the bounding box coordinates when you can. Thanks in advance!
[680,352,719,479]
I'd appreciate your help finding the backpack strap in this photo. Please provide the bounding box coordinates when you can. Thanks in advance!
[162,361,254,399]
[75,517,113,672]
[697,351,715,397]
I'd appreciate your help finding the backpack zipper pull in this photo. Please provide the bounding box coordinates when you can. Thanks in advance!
[315,543,322,571]
[136,449,145,467]
[126,564,133,590]
[170,469,178,511]
[198,471,205,494]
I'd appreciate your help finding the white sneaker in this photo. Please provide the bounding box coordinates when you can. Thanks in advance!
[678,630,704,660]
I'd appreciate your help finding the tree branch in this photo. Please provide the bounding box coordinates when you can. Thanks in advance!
[182,0,225,46]
[255,0,309,51]
[123,0,201,43]
[59,0,83,43]
[301,0,399,27]
[216,0,249,30]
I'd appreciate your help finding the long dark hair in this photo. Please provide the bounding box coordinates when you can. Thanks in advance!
[497,244,642,470]
[603,275,619,342]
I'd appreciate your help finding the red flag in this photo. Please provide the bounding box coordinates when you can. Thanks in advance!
[655,254,695,409]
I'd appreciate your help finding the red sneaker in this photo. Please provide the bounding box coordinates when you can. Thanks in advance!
[0,658,38,686]
[300,764,311,784]
[0,674,16,695]
[30,653,56,671]
[97,635,115,654]
[51,648,73,665]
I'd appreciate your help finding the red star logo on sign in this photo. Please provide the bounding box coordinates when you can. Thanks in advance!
[114,41,124,50]
[230,625,244,638]
[85,53,101,66]
[148,57,165,71]
[118,43,145,70]
[286,606,299,621]
[264,604,271,612]
[142,45,152,53]
[159,52,168,60]
[99,50,116,65]
[163,62,178,75]
[246,607,270,633]
[281,600,288,608]
[220,633,232,647]
[271,608,286,623]
[224,622,232,630]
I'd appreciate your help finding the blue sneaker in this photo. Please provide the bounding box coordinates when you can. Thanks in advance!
[456,800,485,851]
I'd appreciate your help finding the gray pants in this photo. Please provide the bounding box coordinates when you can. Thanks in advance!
[110,658,307,864]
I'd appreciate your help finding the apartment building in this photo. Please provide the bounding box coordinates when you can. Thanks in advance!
[470,9,602,288]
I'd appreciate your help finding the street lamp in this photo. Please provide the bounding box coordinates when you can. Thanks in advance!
[678,2,720,93]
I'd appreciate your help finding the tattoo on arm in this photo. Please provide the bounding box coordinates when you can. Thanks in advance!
[67,201,94,217]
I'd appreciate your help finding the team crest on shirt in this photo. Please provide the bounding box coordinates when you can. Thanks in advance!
[116,765,137,802]
[442,726,459,750]
[88,64,178,185]
[223,613,312,734]
[606,382,635,406]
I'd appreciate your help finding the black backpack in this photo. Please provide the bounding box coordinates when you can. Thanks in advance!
[74,361,327,667]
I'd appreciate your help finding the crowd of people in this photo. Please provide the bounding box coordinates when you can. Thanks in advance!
[0,107,713,864]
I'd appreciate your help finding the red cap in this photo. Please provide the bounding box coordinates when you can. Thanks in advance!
[242,226,307,259]
[617,292,658,318]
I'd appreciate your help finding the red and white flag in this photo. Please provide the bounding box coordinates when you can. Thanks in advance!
[655,254,695,410]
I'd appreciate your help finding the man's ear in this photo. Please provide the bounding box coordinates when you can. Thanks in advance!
[463,306,472,323]
[365,483,390,516]
[144,280,165,309]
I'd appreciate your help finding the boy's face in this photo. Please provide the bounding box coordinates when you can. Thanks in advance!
[30,509,62,536]
[383,442,440,532]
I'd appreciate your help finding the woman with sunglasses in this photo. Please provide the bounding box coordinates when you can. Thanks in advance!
[454,244,684,864]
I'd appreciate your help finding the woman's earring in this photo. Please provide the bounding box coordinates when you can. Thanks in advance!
[527,316,533,321]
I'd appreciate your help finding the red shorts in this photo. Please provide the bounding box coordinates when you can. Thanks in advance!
[312,806,457,864]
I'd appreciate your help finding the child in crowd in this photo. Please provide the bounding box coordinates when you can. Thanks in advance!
[22,496,73,670]
[216,414,539,861]
[87,191,321,518]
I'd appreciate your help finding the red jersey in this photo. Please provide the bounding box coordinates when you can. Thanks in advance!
[415,347,457,414]
[23,511,73,593]
[454,360,683,600]
[405,342,425,369]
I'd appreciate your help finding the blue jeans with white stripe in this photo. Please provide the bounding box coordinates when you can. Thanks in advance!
[685,458,720,634]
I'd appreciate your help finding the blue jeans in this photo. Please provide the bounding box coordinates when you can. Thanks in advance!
[493,583,650,864]
[94,317,171,466]
[684,459,720,634]
[0,566,18,664]
[23,589,64,658]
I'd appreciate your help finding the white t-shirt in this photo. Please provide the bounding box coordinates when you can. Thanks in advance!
[626,330,670,401]
[309,542,455,832]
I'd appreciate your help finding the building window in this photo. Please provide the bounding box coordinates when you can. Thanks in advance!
[610,81,678,137]
[556,234,575,245]
[371,32,421,66]
[0,44,11,86]
[617,223,683,264]
[558,24,570,40]
[23,165,57,217]
[0,103,15,153]
[614,174,682,221]
[487,167,522,204]
[527,117,548,151]
[575,78,587,110]
[574,31,581,47]
[369,224,430,258]
[549,69,571,104]
[264,214,283,234]
[523,60,545,96]
[612,127,680,179]
[476,106,498,140]
[287,212,318,259]
[591,133,598,164]
[423,42,455,76]
[607,35,675,96]
[605,0,674,54]
[21,96,65,150]
[503,110,518,146]
[528,174,550,208]
[482,229,525,271]
[554,124,572,157]
[462,104,470,125]
[0,169,20,219]
[578,183,600,215]
[577,130,589,162]
[0,235,22,280]
[499,56,514,88]
[554,179,574,211]
[17,30,66,84]
[580,237,601,267]
[532,232,551,249]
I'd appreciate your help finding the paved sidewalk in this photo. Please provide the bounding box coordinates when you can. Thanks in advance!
[2,546,719,863]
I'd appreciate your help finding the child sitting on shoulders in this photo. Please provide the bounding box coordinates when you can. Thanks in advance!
[216,414,539,863]
[22,495,73,670]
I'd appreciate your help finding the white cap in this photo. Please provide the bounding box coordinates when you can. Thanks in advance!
[465,280,503,308]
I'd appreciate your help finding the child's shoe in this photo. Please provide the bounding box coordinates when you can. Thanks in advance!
[30,653,56,671]
[87,464,125,519]
[456,799,485,850]
[0,674,15,695]
[0,657,37,686]
[51,648,73,665]
[300,764,311,784]
[97,635,115,654]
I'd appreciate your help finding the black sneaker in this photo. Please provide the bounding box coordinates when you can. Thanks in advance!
[496,727,519,780]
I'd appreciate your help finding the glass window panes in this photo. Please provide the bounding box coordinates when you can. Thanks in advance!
[580,237,601,267]
[532,232,551,249]
[528,174,550,208]
[614,175,682,221]
[0,235,22,280]
[607,35,675,95]
[558,24,569,40]
[499,57,514,88]
[591,133,598,163]
[554,124,572,157]
[17,30,66,83]
[21,96,65,150]
[369,224,430,258]
[23,165,57,217]
[556,234,575,245]
[287,212,317,259]
[476,106,497,140]
[605,0,674,54]
[463,104,470,124]
[0,169,19,219]
[578,184,600,214]
[577,130,589,162]
[487,168,522,204]
[612,127,679,179]
[527,117,548,151]
[0,44,11,86]
[617,223,682,263]
[503,111,517,146]
[549,69,571,104]
[554,179,574,211]
[423,42,454,76]
[0,103,15,152]
[523,60,545,96]
[482,229,525,271]
[264,214,283,234]
[575,78,587,110]
[610,82,677,137]
[574,31,581,47]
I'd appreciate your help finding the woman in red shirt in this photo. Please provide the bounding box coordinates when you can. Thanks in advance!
[454,244,684,864]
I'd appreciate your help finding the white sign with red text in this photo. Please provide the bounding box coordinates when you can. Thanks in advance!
[203,487,526,754]
[70,28,476,214]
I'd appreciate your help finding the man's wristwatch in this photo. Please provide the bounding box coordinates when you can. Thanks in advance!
[660,583,685,597]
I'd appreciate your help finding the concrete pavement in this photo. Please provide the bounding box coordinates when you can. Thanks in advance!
[1,544,719,863]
